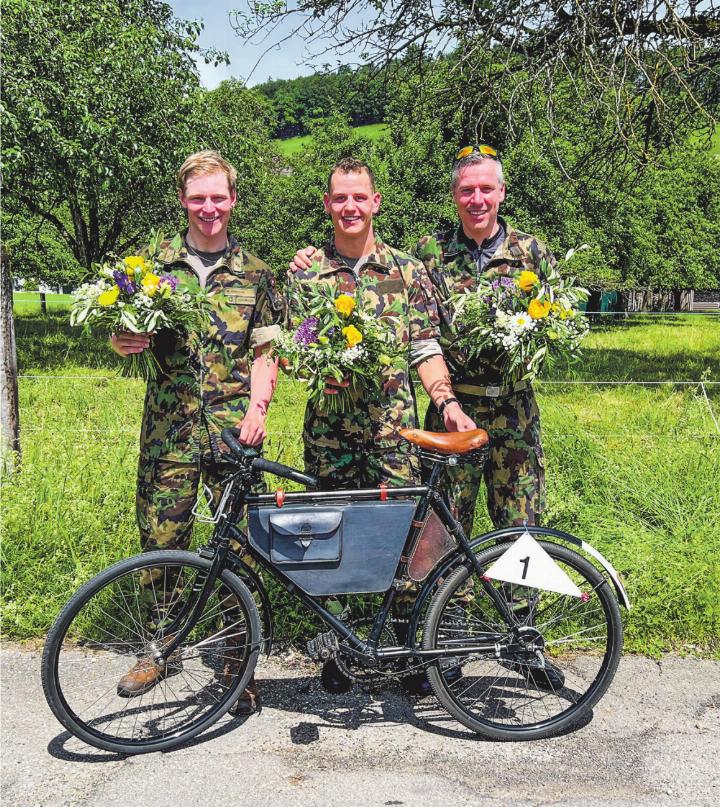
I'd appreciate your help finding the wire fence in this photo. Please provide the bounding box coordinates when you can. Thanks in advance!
[16,374,720,437]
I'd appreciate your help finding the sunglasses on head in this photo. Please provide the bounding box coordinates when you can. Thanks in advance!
[455,144,498,161]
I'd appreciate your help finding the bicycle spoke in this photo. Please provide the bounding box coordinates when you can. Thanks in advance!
[46,556,259,749]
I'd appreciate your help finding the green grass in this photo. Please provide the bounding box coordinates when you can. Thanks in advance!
[13,292,73,315]
[711,125,720,157]
[276,122,389,157]
[1,311,719,655]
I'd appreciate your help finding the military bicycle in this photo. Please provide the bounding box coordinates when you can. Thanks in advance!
[41,426,629,754]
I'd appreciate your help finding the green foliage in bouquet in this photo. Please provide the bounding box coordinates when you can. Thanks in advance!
[70,232,210,380]
[276,280,405,414]
[452,249,590,383]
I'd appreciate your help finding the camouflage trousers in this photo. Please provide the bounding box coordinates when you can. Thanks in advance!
[303,405,420,489]
[136,430,234,553]
[424,387,546,539]
[135,430,260,628]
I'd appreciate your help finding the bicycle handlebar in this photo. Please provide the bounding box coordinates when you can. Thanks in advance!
[221,427,317,489]
[251,456,318,489]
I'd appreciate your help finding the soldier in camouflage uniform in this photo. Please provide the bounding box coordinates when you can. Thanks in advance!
[111,151,281,709]
[288,158,476,490]
[290,158,475,696]
[415,147,555,538]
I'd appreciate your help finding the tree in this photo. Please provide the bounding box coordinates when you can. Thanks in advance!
[235,1,719,166]
[1,247,21,473]
[1,0,225,272]
[190,79,287,268]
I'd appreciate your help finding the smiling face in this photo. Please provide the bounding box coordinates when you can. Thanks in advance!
[178,171,236,250]
[323,168,381,255]
[453,160,506,244]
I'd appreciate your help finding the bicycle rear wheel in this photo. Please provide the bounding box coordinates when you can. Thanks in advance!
[41,550,261,754]
[423,541,623,740]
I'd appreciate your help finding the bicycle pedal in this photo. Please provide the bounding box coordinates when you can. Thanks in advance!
[306,631,339,661]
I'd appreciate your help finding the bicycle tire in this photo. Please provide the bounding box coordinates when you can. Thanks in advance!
[41,550,261,754]
[423,541,623,740]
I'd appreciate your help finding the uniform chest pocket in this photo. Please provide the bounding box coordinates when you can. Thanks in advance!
[207,286,257,351]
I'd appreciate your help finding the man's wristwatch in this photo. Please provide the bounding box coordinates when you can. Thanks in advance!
[437,397,460,416]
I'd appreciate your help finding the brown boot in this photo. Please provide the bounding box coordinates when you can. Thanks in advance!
[117,642,183,697]
[228,676,261,716]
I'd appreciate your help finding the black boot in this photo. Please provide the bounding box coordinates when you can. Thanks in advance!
[320,658,353,694]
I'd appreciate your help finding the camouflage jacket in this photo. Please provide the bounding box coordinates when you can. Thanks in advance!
[287,238,440,443]
[140,232,281,464]
[415,218,556,384]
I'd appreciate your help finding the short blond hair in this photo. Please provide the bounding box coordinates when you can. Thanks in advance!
[177,150,237,193]
[327,157,375,194]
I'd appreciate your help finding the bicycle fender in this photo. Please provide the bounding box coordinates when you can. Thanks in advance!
[227,551,274,655]
[409,526,630,643]
[486,527,631,610]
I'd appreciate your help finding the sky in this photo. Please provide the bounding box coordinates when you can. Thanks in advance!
[168,1,361,88]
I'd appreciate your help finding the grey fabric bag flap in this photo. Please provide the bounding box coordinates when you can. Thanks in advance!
[268,510,343,565]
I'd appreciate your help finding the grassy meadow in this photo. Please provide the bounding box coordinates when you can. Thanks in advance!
[1,308,719,656]
[275,122,389,156]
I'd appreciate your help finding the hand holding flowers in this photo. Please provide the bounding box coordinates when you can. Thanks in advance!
[451,249,590,383]
[276,282,403,413]
[70,232,209,381]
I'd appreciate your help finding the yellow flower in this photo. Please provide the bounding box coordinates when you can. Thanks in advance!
[342,325,363,347]
[517,270,539,293]
[528,298,551,319]
[334,294,356,317]
[141,273,161,297]
[124,256,147,274]
[98,286,120,306]
[551,301,573,320]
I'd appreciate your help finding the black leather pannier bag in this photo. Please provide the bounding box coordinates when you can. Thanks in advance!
[247,499,417,596]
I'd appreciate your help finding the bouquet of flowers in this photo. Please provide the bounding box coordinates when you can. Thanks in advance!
[70,232,209,380]
[451,249,590,383]
[275,280,404,413]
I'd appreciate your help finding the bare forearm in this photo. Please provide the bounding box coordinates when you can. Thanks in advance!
[416,354,455,408]
[416,355,477,433]
[249,348,279,413]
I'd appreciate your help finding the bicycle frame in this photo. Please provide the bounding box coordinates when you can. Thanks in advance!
[159,454,523,669]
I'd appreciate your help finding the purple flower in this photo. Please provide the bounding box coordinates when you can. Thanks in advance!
[491,279,500,291]
[500,277,514,289]
[113,270,137,294]
[159,274,178,291]
[294,316,319,346]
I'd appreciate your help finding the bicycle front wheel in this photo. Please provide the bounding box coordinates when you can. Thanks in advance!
[423,541,623,740]
[41,550,261,754]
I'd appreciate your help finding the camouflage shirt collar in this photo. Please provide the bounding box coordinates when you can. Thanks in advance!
[319,237,394,276]
[155,231,245,274]
[444,216,524,261]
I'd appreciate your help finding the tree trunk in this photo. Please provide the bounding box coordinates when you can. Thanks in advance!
[1,246,21,474]
[673,289,692,311]
[39,291,47,315]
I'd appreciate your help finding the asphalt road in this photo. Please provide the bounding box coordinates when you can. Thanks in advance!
[2,648,718,807]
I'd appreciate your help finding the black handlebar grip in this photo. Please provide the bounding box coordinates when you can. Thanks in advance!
[251,457,318,489]
[221,427,252,460]
[221,427,317,488]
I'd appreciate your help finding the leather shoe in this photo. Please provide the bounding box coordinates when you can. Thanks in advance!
[117,653,182,697]
[320,658,352,694]
[499,657,565,691]
[228,676,261,716]
[527,659,565,691]
[402,665,463,697]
